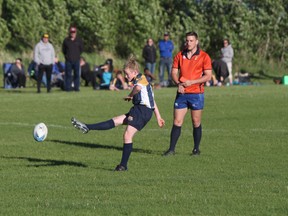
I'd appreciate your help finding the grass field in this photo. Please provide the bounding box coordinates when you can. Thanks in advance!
[0,84,287,216]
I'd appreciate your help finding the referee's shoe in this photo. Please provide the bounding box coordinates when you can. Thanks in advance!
[162,150,175,156]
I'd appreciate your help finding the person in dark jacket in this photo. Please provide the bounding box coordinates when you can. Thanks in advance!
[62,26,83,91]
[80,56,92,87]
[142,38,157,74]
[9,58,26,88]
[212,59,229,85]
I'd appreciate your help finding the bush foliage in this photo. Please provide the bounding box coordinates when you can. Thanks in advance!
[0,0,287,73]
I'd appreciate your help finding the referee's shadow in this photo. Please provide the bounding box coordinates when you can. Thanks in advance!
[50,139,161,155]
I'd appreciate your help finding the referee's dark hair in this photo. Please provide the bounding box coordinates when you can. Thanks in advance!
[186,31,198,39]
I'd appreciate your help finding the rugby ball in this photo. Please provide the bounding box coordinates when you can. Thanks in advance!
[33,123,48,142]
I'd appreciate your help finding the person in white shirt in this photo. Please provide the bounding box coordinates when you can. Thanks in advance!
[221,39,234,85]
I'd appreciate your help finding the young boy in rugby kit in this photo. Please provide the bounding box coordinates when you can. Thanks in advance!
[72,55,165,171]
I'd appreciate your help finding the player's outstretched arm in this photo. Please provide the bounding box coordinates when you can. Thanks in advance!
[123,85,141,101]
[153,100,165,128]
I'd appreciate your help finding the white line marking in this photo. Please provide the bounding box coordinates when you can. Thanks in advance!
[0,122,287,133]
[0,122,69,129]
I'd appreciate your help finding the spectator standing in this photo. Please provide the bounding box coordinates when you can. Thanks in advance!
[62,26,84,91]
[33,33,55,93]
[158,32,174,86]
[163,31,212,156]
[9,58,26,88]
[142,38,157,75]
[221,39,234,85]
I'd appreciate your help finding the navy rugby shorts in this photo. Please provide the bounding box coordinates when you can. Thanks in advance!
[174,93,204,110]
[125,105,153,131]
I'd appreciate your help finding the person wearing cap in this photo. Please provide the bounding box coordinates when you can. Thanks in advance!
[33,33,55,93]
[62,26,84,91]
[158,32,174,86]
[163,31,212,157]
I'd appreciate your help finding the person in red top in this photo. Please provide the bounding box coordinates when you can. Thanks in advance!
[163,31,212,156]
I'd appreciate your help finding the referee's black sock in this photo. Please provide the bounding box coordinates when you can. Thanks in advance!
[193,124,202,150]
[120,143,133,168]
[86,119,115,130]
[169,125,181,151]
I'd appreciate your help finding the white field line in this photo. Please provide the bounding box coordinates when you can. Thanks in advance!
[0,122,69,129]
[0,122,287,133]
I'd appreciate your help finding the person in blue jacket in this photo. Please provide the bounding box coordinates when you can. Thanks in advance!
[158,32,174,86]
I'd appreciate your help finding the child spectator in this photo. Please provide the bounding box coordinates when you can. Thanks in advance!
[109,69,131,91]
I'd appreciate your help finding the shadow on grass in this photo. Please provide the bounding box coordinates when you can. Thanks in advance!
[2,156,87,168]
[50,139,158,154]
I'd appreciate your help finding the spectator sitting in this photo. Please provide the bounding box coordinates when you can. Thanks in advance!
[53,57,65,74]
[234,69,252,85]
[212,59,229,86]
[51,57,65,90]
[144,67,156,83]
[143,67,162,89]
[99,62,113,90]
[205,74,218,87]
[109,69,130,91]
[9,58,26,88]
[80,56,93,87]
[28,60,37,81]
[93,58,114,90]
[28,60,47,86]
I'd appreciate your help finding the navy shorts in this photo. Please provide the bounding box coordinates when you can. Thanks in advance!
[125,105,153,131]
[174,93,204,110]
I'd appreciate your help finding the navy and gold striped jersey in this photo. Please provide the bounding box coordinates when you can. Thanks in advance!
[132,74,155,109]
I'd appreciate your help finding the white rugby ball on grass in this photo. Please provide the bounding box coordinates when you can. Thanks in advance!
[33,123,48,142]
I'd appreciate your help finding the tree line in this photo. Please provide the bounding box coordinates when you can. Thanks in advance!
[0,0,287,73]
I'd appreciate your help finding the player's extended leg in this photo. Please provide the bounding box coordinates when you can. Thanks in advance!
[191,110,202,155]
[163,108,187,156]
[71,114,127,134]
[115,125,138,171]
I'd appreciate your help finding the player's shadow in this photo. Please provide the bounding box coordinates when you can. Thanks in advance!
[2,156,87,168]
[50,139,157,154]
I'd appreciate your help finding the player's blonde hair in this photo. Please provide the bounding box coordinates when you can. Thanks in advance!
[123,54,140,72]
